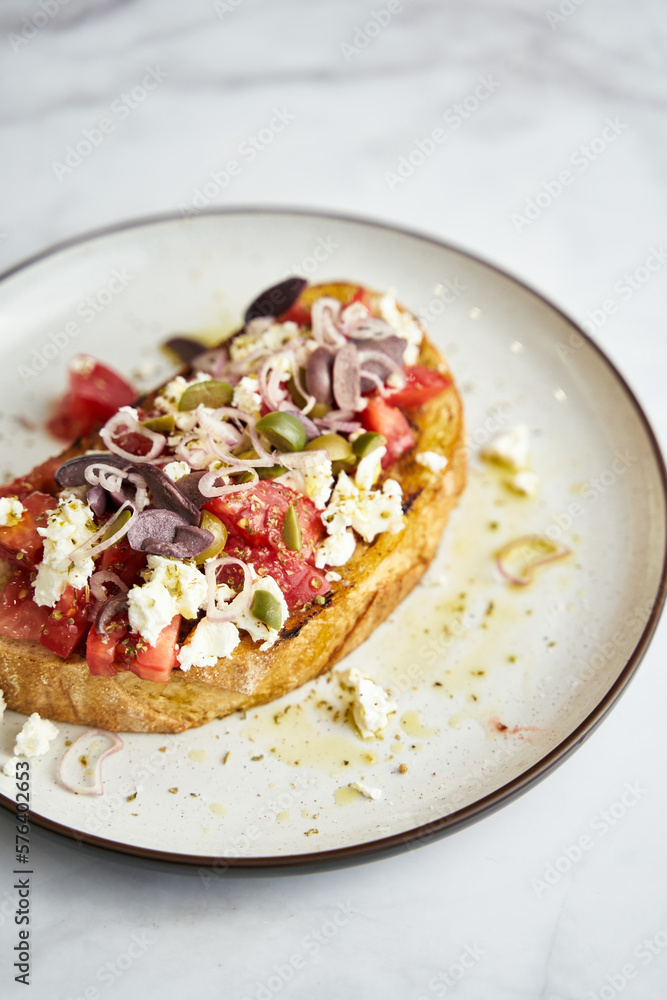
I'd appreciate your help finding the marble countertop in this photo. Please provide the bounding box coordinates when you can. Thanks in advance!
[1,1,667,998]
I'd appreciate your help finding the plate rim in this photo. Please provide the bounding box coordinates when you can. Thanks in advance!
[0,204,665,871]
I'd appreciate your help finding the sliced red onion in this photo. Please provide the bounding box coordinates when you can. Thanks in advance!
[58,730,123,796]
[192,347,231,379]
[95,592,129,638]
[244,277,307,323]
[347,317,395,339]
[89,570,128,603]
[70,502,136,565]
[339,301,372,332]
[100,409,166,463]
[198,473,258,499]
[84,463,127,493]
[197,407,244,447]
[356,347,406,385]
[258,353,290,411]
[278,408,320,441]
[205,556,253,622]
[311,297,347,349]
[314,411,363,435]
[332,341,361,411]
[175,433,215,470]
[496,535,571,586]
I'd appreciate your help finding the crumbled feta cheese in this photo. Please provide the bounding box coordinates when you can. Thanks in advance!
[315,528,357,569]
[33,496,97,607]
[379,290,423,365]
[228,320,300,364]
[163,461,191,482]
[322,471,404,545]
[304,455,333,510]
[325,570,342,582]
[340,668,397,739]
[415,451,449,474]
[154,373,211,413]
[128,555,207,645]
[0,497,25,527]
[232,375,262,417]
[178,619,240,671]
[235,576,288,651]
[354,446,384,491]
[14,713,59,757]
[482,425,530,471]
[0,688,5,721]
[506,470,540,496]
[2,758,19,778]
[350,781,382,800]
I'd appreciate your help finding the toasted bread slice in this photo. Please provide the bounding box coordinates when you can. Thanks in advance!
[0,293,465,732]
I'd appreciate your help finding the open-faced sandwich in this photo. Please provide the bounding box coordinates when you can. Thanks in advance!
[0,280,465,733]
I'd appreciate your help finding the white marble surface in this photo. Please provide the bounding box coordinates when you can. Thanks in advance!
[1,1,667,998]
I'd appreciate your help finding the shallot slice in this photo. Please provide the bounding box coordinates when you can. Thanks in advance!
[204,556,254,622]
[100,409,165,463]
[58,729,123,796]
[495,535,571,586]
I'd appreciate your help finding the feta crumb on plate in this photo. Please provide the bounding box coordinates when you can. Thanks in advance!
[350,781,383,801]
[13,712,59,757]
[340,667,397,739]
[415,451,449,474]
[0,496,25,527]
[481,424,530,471]
[506,470,540,496]
[2,758,20,778]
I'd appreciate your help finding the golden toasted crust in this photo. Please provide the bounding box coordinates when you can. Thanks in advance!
[0,298,465,732]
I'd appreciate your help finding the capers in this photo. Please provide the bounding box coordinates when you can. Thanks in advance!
[250,589,283,630]
[352,432,386,458]
[178,380,233,411]
[141,413,175,433]
[255,412,306,453]
[306,433,353,463]
[281,504,302,552]
[193,511,228,564]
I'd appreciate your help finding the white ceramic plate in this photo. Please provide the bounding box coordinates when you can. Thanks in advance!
[0,208,665,869]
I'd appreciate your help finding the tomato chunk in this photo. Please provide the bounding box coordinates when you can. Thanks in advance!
[205,482,324,561]
[39,585,91,658]
[278,300,311,325]
[99,535,147,588]
[384,366,451,409]
[86,626,120,677]
[361,396,415,467]
[116,615,180,683]
[47,355,136,443]
[0,492,57,567]
[0,569,50,641]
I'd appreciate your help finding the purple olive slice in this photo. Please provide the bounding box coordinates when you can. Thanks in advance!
[305,346,334,404]
[332,342,361,411]
[244,277,308,323]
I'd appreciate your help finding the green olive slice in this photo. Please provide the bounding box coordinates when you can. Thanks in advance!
[250,589,283,630]
[141,413,175,433]
[193,511,228,564]
[178,380,233,411]
[305,433,353,463]
[102,507,132,542]
[352,432,386,458]
[281,504,302,552]
[255,412,307,453]
[257,464,288,481]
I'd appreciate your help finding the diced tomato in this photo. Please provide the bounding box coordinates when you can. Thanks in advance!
[98,534,147,587]
[349,286,373,314]
[116,615,180,683]
[204,482,324,562]
[39,585,91,658]
[278,300,311,325]
[361,396,416,467]
[0,492,57,567]
[0,569,50,641]
[0,455,62,500]
[384,366,452,409]
[86,626,121,677]
[47,355,136,443]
